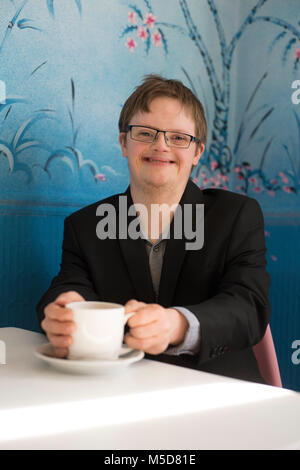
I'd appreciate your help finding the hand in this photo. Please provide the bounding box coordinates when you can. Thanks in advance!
[41,291,84,358]
[124,299,189,355]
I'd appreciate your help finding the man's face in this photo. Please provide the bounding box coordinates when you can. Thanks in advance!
[119,97,205,193]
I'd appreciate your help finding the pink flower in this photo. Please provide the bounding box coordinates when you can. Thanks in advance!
[211,176,220,186]
[295,48,300,59]
[249,177,257,184]
[244,163,251,171]
[270,179,278,185]
[238,173,244,180]
[222,174,228,182]
[203,177,209,185]
[236,185,243,191]
[211,161,218,170]
[265,231,270,237]
[271,255,278,262]
[201,170,206,177]
[283,185,291,193]
[192,177,199,183]
[152,30,162,47]
[94,173,106,182]
[234,166,242,173]
[268,190,275,197]
[128,10,136,24]
[279,171,289,183]
[145,13,156,28]
[137,26,149,41]
[253,186,262,193]
[126,37,137,52]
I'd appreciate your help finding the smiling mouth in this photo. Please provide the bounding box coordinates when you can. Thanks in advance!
[143,157,175,164]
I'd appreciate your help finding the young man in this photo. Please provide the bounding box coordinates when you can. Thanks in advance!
[36,75,270,383]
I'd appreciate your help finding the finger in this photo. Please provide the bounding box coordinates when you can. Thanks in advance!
[42,318,76,336]
[127,305,162,327]
[124,299,146,314]
[128,321,161,339]
[124,333,169,355]
[48,332,73,349]
[124,333,154,351]
[53,347,69,358]
[44,303,74,322]
[55,291,85,306]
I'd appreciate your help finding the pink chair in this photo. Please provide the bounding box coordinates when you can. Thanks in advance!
[252,324,282,387]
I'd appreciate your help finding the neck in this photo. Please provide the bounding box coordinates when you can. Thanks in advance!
[129,181,187,243]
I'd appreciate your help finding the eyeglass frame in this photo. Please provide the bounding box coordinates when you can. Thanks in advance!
[125,125,201,149]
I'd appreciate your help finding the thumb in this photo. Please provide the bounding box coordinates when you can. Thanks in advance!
[124,299,146,314]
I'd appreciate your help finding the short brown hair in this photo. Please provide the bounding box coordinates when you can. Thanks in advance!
[118,74,207,144]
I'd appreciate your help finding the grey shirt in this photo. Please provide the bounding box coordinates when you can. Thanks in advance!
[143,235,201,356]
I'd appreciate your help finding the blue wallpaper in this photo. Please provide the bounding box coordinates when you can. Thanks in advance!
[0,0,299,390]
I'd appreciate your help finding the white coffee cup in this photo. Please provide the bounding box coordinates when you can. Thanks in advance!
[66,301,135,361]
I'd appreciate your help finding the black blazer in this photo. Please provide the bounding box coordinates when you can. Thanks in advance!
[37,180,271,383]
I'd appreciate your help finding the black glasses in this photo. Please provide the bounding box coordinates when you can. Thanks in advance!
[125,125,201,149]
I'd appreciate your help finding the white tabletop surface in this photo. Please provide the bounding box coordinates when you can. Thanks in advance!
[0,327,300,450]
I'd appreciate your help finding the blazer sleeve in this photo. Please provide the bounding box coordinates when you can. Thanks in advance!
[185,197,271,365]
[36,216,100,330]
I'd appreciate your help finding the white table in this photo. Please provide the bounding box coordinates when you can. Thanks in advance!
[0,327,300,450]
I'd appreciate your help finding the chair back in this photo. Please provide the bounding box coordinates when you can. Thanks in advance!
[252,324,282,387]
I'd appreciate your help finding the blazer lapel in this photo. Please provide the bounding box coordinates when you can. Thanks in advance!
[158,179,205,307]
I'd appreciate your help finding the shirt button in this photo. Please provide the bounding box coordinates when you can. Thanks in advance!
[153,245,160,252]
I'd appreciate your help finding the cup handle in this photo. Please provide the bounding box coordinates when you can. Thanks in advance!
[124,311,136,324]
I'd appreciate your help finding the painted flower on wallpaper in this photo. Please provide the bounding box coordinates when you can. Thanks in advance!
[128,10,137,23]
[126,37,138,52]
[137,26,149,41]
[145,13,156,28]
[152,30,162,47]
[120,1,181,56]
[120,0,300,197]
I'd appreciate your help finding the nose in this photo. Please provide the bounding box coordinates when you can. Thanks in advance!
[151,130,168,150]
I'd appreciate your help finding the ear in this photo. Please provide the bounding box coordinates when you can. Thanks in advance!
[193,143,205,166]
[119,133,128,158]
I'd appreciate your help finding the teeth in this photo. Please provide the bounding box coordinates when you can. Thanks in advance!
[147,158,172,163]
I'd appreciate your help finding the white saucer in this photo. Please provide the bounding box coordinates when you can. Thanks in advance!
[34,343,144,375]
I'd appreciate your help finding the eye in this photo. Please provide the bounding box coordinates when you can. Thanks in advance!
[169,133,188,142]
[139,131,152,137]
